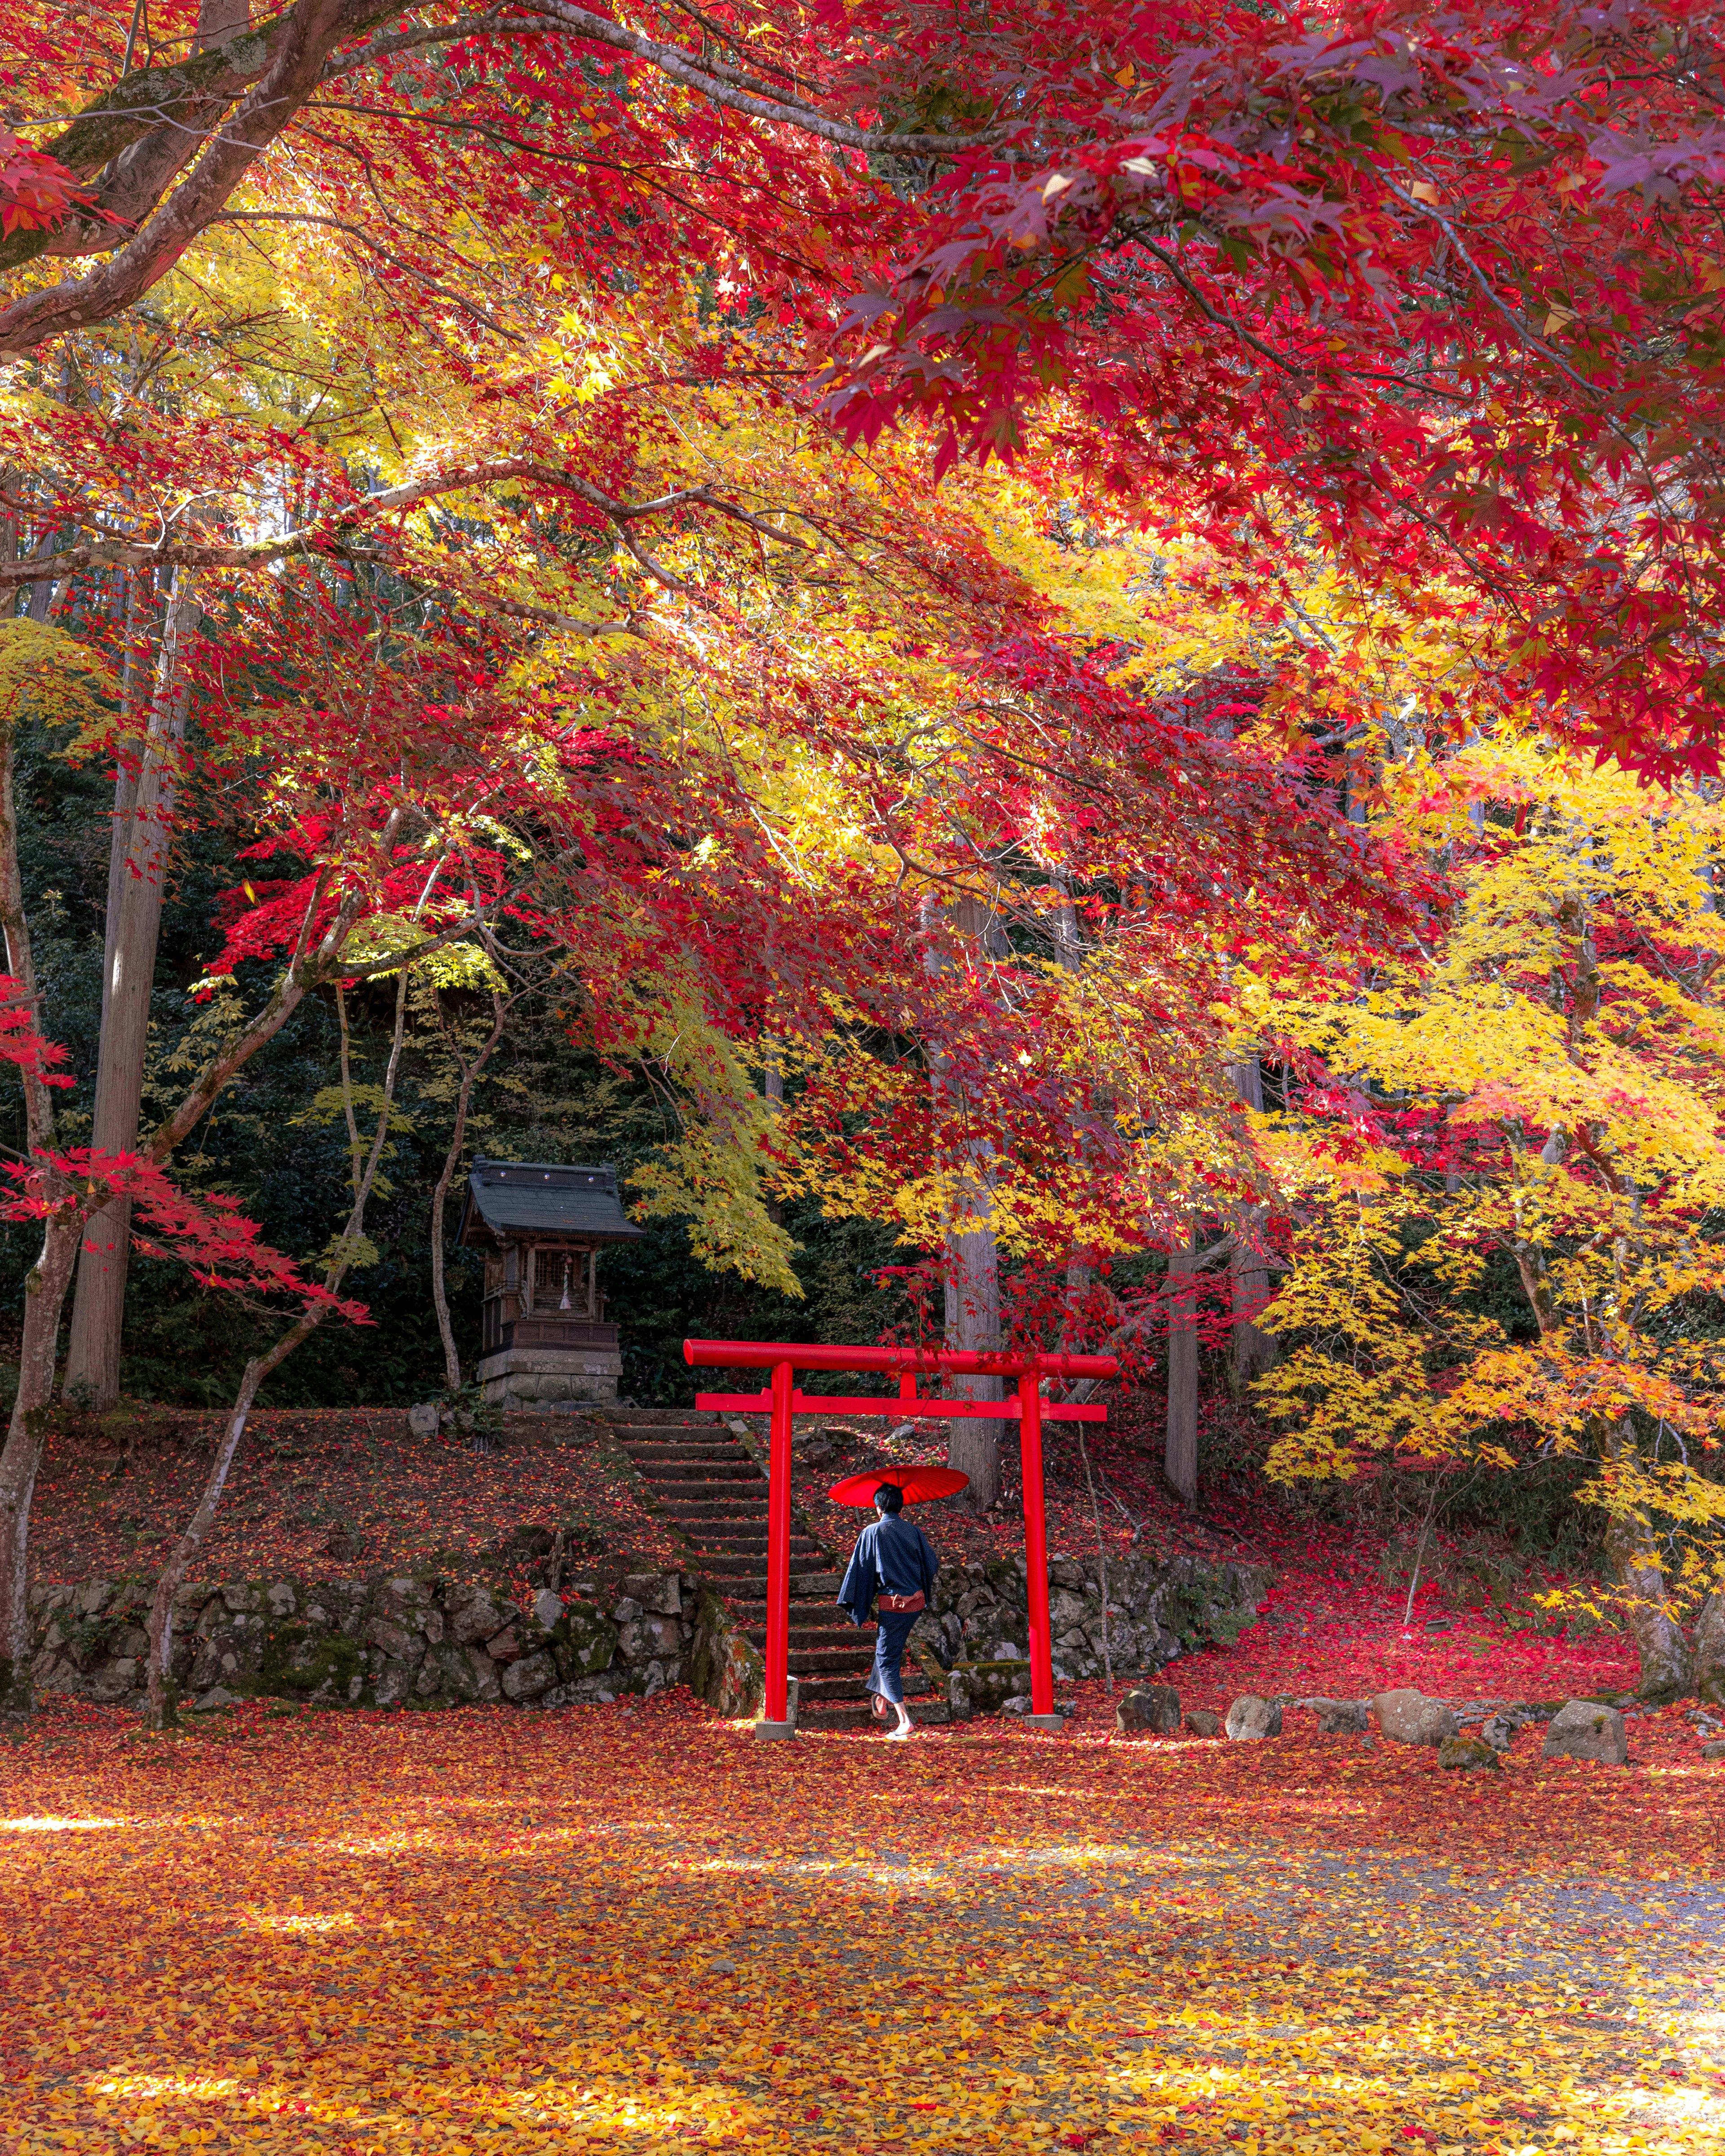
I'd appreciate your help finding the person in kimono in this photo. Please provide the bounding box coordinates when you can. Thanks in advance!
[837,1483,939,1741]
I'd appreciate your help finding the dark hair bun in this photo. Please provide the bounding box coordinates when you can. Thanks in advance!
[873,1483,904,1514]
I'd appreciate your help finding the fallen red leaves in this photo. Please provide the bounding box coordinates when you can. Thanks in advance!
[4,1635,1721,2155]
[27,1410,686,1586]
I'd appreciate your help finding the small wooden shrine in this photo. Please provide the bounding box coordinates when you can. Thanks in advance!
[456,1158,642,1406]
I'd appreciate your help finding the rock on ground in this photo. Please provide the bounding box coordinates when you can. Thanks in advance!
[1543,1699,1629,1767]
[1437,1736,1501,1772]
[1300,1696,1370,1734]
[1225,1696,1283,1741]
[1371,1688,1460,1747]
[1115,1685,1181,1736]
[1184,1709,1221,1738]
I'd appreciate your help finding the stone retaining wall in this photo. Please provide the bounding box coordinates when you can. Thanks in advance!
[932,1547,1271,1714]
[29,1546,1271,1719]
[28,1568,697,1713]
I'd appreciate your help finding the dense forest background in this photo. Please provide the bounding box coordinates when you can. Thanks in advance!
[0,707,919,1408]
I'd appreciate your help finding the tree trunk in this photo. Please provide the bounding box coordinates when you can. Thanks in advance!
[1050,878,1096,1345]
[146,949,415,1726]
[945,1215,1004,1510]
[921,889,1003,1511]
[143,1310,318,1721]
[0,1202,84,1710]
[1597,1427,1692,1700]
[0,721,85,1712]
[1165,1222,1199,1507]
[1694,1592,1725,1706]
[763,1046,784,1227]
[1227,1056,1277,1384]
[64,571,195,1409]
[429,990,507,1393]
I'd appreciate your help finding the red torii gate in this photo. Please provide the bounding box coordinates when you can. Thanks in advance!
[684,1339,1119,1735]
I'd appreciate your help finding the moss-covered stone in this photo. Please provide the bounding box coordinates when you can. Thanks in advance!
[550,1602,618,1679]
[257,1623,363,1701]
[690,1589,762,1716]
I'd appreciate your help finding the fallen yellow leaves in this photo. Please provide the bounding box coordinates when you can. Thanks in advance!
[2,1693,1721,2155]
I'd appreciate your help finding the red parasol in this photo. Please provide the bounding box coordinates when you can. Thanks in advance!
[827,1465,970,1507]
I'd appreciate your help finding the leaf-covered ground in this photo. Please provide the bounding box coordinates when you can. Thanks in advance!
[26,1410,681,1586]
[6,1649,1721,2156]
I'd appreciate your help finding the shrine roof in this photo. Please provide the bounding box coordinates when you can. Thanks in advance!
[457,1158,644,1246]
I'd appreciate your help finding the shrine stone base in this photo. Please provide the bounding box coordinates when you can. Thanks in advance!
[477,1346,622,1407]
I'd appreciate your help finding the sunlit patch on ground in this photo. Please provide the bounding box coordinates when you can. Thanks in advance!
[5,1689,1721,2153]
[237,1908,362,1933]
[0,1813,129,1831]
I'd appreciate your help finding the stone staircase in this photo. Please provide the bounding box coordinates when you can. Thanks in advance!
[610,1411,945,1730]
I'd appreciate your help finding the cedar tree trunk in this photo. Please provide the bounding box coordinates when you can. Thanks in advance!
[64,572,195,1409]
[921,889,1003,1510]
[1165,1223,1199,1507]
[1228,1057,1277,1383]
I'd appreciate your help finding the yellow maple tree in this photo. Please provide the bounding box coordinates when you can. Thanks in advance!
[1250,736,1725,1696]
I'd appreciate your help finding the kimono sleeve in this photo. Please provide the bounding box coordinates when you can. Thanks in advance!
[837,1525,876,1625]
[914,1523,939,1594]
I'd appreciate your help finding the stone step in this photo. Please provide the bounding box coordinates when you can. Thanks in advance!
[700,1553,830,1577]
[798,1696,950,1731]
[659,1488,766,1504]
[637,1467,765,1487]
[743,1624,870,1649]
[687,1531,819,1551]
[605,1418,719,1432]
[730,1604,862,1629]
[691,1548,823,1567]
[621,1434,751,1449]
[788,1648,871,1674]
[636,1455,761,1473]
[737,1571,841,1598]
[662,1505,771,1523]
[623,1445,752,1462]
[795,1673,876,1704]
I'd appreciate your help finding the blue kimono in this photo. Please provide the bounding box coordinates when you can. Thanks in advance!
[839,1515,939,1707]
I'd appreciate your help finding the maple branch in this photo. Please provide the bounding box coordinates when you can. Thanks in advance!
[1131,234,1309,380]
[513,0,986,154]
[0,0,385,353]
[319,10,553,79]
[485,595,653,642]
[0,461,790,585]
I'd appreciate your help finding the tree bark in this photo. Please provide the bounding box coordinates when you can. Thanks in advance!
[1602,1505,1693,1700]
[921,889,1003,1510]
[429,990,507,1393]
[1049,877,1096,1341]
[1594,1419,1692,1700]
[1228,1056,1277,1384]
[1165,1221,1200,1507]
[1694,1591,1725,1705]
[0,1204,84,1710]
[944,1213,1004,1510]
[142,1305,318,1721]
[64,570,195,1408]
[0,720,87,1710]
